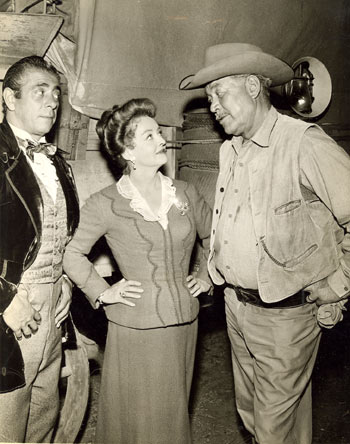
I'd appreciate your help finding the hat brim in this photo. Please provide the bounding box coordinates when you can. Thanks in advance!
[180,51,294,89]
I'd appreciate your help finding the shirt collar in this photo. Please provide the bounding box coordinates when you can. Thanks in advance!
[8,123,46,145]
[230,106,278,151]
[250,106,278,148]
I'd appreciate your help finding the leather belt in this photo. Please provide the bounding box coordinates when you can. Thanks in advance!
[226,284,309,308]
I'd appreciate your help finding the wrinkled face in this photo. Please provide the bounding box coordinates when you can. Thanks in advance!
[130,116,167,169]
[6,68,60,140]
[206,76,256,138]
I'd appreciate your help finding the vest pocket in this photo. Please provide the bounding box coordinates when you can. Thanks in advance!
[274,199,301,215]
[260,238,318,268]
[264,201,321,268]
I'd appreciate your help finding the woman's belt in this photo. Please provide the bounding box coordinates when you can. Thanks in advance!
[226,284,309,308]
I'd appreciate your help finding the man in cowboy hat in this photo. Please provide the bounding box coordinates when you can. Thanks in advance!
[180,43,350,444]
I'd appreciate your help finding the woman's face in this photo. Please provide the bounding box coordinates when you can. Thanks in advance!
[129,116,167,169]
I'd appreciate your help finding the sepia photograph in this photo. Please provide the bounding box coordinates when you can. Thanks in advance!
[0,1,349,443]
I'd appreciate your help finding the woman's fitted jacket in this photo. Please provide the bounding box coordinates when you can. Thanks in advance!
[63,179,212,329]
[0,119,79,393]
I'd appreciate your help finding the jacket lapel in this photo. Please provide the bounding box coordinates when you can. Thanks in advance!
[6,153,43,240]
[0,119,79,240]
[0,121,43,239]
[52,152,79,238]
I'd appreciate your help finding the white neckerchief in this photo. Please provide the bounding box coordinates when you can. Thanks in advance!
[9,123,58,203]
[117,172,176,230]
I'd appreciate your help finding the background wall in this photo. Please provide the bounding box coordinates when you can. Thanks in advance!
[47,0,350,127]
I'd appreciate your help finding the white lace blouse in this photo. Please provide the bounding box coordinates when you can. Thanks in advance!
[117,172,180,230]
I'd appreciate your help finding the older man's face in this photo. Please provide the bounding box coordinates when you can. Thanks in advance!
[206,76,256,139]
[7,68,60,141]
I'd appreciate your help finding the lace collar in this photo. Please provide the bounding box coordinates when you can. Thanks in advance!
[117,172,176,230]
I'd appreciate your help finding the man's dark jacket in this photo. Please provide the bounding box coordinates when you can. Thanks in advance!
[0,119,79,393]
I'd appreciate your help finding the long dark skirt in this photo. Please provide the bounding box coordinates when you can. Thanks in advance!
[95,319,198,444]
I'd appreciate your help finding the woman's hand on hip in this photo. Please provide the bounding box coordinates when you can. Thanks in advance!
[186,275,211,298]
[99,278,143,307]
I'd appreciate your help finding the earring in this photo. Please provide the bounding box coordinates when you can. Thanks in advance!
[130,159,136,170]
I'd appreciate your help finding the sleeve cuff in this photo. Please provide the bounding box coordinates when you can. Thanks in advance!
[327,268,350,299]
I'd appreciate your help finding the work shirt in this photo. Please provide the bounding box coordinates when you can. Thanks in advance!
[214,137,260,289]
[211,107,350,299]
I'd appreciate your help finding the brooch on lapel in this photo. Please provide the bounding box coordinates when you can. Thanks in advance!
[173,197,189,215]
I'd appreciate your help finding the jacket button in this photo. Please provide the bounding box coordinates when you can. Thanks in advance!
[220,187,224,192]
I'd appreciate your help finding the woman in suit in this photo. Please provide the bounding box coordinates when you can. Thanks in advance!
[63,98,212,444]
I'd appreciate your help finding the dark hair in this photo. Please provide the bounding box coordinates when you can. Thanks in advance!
[96,98,156,174]
[2,55,60,115]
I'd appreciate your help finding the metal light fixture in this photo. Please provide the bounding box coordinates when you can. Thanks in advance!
[285,61,314,114]
[283,57,332,119]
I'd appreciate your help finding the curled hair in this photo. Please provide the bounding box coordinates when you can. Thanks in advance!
[2,55,60,115]
[96,98,156,174]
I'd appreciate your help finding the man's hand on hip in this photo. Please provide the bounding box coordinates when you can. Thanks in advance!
[306,277,346,306]
[2,288,41,340]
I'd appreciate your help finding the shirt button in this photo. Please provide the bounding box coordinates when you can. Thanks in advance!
[344,286,349,291]
[215,209,219,214]
[226,265,230,270]
[239,162,243,167]
[212,229,215,235]
[224,240,228,244]
[228,214,233,218]
[220,187,224,192]
[234,189,238,193]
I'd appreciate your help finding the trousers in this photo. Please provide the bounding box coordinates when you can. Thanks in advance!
[225,287,321,444]
[0,279,63,443]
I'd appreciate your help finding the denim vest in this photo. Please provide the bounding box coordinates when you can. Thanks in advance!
[209,111,341,302]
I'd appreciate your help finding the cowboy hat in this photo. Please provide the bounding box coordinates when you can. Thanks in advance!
[179,43,294,89]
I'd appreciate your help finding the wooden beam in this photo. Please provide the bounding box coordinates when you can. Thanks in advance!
[0,12,63,78]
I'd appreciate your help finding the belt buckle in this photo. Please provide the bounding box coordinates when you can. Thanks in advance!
[235,287,248,305]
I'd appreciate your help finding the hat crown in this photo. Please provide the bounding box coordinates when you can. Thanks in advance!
[204,43,263,67]
[179,42,293,90]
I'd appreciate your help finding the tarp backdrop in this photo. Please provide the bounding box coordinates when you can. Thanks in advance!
[47,0,350,127]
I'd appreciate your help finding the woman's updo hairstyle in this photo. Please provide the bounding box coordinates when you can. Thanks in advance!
[96,98,156,173]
